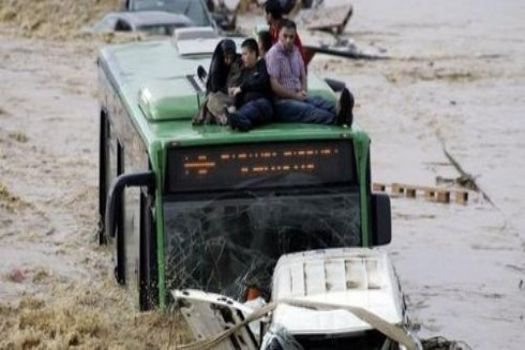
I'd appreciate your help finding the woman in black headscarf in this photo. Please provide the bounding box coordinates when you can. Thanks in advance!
[194,39,242,125]
[206,39,240,93]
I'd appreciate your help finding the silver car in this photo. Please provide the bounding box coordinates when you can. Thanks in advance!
[90,11,194,35]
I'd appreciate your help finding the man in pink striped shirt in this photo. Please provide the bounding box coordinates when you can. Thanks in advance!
[266,19,353,126]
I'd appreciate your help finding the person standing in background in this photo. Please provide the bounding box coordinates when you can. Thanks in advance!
[264,0,307,63]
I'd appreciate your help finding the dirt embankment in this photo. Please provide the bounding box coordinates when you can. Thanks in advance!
[0,286,190,349]
[0,0,119,38]
[0,35,193,348]
[0,2,190,345]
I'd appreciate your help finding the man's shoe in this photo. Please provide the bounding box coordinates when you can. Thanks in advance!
[336,88,354,127]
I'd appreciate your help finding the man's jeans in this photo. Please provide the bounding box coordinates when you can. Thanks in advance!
[274,96,336,124]
[230,98,273,131]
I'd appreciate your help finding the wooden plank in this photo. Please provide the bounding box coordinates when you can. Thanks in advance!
[372,183,386,192]
[455,191,469,204]
[405,188,417,198]
[436,190,451,203]
[391,183,405,194]
[423,187,436,200]
[379,182,470,205]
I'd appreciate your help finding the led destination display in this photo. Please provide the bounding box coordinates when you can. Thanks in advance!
[166,140,355,193]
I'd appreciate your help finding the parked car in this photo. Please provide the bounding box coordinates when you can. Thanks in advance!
[121,0,217,29]
[89,11,194,35]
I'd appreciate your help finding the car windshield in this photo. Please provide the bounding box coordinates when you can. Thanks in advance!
[132,0,211,27]
[140,23,191,35]
[164,187,361,299]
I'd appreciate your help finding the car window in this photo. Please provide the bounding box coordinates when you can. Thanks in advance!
[141,23,190,35]
[132,0,211,27]
[115,19,133,32]
[140,25,170,35]
[92,15,119,32]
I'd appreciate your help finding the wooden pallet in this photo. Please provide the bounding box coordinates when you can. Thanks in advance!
[373,182,470,204]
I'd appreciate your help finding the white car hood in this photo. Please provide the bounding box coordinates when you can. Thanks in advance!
[271,248,405,335]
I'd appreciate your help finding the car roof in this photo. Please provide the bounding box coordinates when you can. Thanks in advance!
[112,11,194,27]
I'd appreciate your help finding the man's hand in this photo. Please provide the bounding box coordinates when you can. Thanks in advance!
[295,90,307,101]
[270,77,303,100]
[228,87,241,96]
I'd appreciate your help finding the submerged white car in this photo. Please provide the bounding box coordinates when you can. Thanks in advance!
[173,248,421,350]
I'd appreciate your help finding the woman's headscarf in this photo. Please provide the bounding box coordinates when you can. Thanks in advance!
[206,39,237,93]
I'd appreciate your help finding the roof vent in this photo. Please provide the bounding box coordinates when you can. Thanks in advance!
[174,26,218,41]
[173,27,224,56]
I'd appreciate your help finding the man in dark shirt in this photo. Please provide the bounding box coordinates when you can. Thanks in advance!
[227,38,273,131]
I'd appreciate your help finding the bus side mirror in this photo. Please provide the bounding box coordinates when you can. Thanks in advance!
[371,193,392,245]
[324,78,346,93]
[105,171,155,240]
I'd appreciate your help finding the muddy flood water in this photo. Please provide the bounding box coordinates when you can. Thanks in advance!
[1,0,524,349]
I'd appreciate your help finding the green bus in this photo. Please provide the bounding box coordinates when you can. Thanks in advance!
[97,29,392,311]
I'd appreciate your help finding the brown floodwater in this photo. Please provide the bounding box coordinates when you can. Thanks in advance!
[0,28,189,348]
[1,0,524,348]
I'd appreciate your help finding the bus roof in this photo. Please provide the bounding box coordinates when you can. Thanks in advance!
[98,38,363,149]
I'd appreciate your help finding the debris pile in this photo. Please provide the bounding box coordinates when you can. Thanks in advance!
[0,284,191,348]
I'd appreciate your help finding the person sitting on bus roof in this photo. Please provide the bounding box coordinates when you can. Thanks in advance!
[225,38,273,132]
[193,39,242,126]
[266,19,354,126]
[257,30,273,58]
[265,0,306,63]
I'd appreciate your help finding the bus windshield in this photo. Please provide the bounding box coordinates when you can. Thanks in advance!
[164,187,361,299]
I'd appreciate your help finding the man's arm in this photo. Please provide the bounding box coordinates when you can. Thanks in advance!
[298,48,307,92]
[300,69,307,92]
[270,77,301,100]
